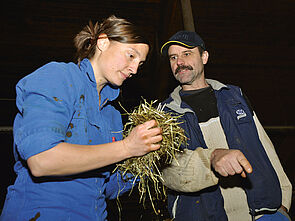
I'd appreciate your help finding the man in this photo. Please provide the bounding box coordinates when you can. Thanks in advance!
[160,31,292,221]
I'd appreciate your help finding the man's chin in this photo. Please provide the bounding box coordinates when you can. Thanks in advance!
[176,76,189,84]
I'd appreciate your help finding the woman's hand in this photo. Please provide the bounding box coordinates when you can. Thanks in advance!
[122,120,162,158]
[27,120,162,177]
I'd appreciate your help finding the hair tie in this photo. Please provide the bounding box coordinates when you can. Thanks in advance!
[90,37,96,45]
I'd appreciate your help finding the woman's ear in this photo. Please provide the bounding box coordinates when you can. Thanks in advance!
[96,33,110,51]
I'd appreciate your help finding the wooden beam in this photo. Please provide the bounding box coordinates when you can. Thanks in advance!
[155,0,182,100]
[180,0,195,31]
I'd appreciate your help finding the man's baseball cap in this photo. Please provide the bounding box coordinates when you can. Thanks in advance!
[160,30,206,56]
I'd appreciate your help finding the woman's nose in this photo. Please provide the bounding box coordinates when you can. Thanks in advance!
[128,61,139,75]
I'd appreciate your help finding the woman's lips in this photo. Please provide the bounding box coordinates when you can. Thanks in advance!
[120,72,129,80]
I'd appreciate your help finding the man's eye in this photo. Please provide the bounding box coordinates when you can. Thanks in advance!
[184,53,190,56]
[169,56,176,60]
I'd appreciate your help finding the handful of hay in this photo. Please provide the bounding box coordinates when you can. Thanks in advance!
[115,99,187,214]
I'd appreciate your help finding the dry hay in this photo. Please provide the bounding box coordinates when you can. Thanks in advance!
[114,99,187,214]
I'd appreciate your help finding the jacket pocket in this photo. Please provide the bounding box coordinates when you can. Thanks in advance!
[65,104,89,144]
[226,99,252,124]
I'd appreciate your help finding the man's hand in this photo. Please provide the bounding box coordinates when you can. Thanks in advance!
[210,149,253,178]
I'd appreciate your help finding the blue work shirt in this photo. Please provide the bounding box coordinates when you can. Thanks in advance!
[1,59,132,221]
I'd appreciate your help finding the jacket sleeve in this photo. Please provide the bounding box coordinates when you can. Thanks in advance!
[105,171,138,200]
[14,63,76,160]
[161,147,219,192]
[253,113,292,211]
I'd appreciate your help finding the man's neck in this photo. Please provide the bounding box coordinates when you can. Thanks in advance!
[181,78,209,91]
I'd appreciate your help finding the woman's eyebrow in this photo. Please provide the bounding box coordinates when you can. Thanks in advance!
[129,47,147,61]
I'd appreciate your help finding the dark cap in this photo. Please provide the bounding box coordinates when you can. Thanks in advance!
[160,30,206,56]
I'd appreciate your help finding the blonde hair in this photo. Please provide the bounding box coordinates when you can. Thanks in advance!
[74,15,150,64]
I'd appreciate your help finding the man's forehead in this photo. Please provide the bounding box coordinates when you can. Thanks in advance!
[168,44,195,54]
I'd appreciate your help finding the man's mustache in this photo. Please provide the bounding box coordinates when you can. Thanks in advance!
[175,65,193,75]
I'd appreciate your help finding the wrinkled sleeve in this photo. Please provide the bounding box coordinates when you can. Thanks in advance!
[105,171,138,200]
[253,113,292,211]
[161,148,219,192]
[14,63,76,160]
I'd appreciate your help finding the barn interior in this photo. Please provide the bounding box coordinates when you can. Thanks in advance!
[0,0,294,220]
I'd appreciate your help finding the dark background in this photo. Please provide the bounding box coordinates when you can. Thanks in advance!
[0,0,294,220]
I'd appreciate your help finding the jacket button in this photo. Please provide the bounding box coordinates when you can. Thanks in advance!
[66,131,72,137]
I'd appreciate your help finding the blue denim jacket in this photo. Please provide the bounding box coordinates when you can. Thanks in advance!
[1,59,132,221]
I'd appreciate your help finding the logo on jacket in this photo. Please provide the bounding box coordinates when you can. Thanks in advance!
[236,109,247,120]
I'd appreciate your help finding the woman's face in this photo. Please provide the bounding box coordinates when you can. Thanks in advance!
[97,40,149,87]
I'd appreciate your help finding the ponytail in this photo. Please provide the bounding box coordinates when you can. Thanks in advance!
[74,15,150,64]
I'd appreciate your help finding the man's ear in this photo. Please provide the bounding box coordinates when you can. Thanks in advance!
[202,51,209,65]
[96,33,110,51]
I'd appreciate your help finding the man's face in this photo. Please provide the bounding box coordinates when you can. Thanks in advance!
[168,45,208,87]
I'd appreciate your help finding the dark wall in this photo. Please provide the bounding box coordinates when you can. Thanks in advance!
[0,0,294,219]
[193,1,295,126]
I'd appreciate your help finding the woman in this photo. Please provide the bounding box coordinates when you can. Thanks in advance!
[0,15,162,220]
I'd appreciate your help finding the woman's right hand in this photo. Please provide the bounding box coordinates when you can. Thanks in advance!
[27,120,162,177]
[122,120,162,158]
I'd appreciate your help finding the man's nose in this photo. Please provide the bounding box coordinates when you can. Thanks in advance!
[176,57,185,65]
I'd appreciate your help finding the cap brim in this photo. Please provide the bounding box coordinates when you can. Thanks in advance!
[160,40,196,55]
